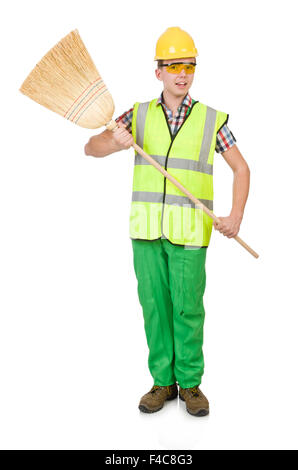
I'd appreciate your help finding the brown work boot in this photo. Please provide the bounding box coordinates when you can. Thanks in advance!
[139,384,178,413]
[179,385,209,417]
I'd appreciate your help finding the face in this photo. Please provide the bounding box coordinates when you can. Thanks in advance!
[155,57,196,98]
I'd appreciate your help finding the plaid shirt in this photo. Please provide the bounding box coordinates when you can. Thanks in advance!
[115,92,236,153]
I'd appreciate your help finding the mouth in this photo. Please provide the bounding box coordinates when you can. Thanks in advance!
[175,81,187,88]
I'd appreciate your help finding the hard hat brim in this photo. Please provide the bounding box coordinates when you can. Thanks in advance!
[154,52,198,60]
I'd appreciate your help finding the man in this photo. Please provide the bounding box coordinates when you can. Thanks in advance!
[85,27,250,417]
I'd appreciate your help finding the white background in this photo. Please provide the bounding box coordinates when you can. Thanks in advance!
[1,0,297,450]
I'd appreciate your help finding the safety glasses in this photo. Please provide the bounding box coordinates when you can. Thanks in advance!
[160,62,197,74]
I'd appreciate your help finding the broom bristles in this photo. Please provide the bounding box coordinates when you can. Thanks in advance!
[20,30,115,129]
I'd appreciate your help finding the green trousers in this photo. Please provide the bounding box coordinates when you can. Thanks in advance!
[132,238,207,389]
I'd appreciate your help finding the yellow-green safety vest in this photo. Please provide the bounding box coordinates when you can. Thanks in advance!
[130,98,228,247]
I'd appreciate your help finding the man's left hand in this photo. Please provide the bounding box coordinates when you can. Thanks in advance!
[213,214,243,238]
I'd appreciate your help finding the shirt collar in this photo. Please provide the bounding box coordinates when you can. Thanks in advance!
[156,92,192,109]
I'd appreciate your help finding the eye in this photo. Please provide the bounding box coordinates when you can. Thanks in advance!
[169,64,179,71]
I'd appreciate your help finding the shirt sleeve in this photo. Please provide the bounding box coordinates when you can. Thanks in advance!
[115,108,134,133]
[216,124,237,153]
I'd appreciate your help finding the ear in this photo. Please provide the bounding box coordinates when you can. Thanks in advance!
[155,68,162,81]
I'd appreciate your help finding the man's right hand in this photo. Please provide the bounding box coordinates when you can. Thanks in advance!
[112,122,135,150]
[84,121,134,158]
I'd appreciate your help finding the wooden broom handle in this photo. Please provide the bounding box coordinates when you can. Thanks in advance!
[105,120,259,258]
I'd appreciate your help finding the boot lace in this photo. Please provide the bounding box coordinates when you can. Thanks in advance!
[150,385,172,394]
[150,385,162,394]
[189,386,200,397]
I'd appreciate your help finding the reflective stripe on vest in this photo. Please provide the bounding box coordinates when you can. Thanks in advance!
[132,191,213,210]
[130,99,228,247]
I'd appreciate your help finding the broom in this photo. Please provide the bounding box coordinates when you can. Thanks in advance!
[20,30,259,258]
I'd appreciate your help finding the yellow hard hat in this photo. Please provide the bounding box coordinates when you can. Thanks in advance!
[154,27,198,60]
